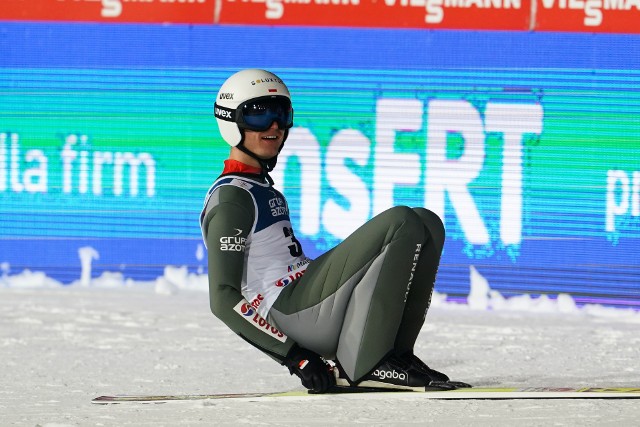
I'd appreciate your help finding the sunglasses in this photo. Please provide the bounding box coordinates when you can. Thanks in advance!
[215,96,294,132]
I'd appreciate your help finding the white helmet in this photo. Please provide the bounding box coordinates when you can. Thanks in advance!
[214,69,293,147]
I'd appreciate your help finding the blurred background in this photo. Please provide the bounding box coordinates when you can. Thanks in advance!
[1,0,639,308]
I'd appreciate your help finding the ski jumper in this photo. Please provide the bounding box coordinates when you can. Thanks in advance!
[201,160,445,382]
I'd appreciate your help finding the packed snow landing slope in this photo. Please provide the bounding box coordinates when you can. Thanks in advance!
[1,270,639,425]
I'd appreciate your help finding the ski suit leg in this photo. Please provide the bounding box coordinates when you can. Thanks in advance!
[394,208,445,354]
[270,206,444,382]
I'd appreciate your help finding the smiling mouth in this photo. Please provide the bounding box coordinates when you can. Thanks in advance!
[262,135,279,140]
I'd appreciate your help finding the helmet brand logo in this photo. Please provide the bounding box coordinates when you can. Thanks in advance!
[215,107,232,119]
[219,93,234,100]
[251,78,283,85]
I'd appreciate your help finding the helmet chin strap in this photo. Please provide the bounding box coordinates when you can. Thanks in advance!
[236,129,289,185]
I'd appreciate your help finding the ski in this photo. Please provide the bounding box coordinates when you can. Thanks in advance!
[92,386,640,404]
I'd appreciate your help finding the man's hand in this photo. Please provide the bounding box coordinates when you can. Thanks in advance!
[284,345,335,393]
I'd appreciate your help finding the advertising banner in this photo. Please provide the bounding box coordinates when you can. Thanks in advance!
[535,0,640,33]
[1,24,639,308]
[218,0,532,30]
[2,0,639,33]
[0,0,214,24]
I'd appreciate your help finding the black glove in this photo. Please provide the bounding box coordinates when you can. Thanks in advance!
[283,345,335,393]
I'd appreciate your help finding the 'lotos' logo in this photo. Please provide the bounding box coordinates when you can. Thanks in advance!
[233,301,287,343]
[240,303,254,317]
[250,294,264,310]
[275,278,290,288]
[275,270,305,287]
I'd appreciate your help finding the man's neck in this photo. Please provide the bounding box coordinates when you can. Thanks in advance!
[229,147,261,168]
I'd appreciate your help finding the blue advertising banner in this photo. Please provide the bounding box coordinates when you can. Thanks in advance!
[1,24,639,307]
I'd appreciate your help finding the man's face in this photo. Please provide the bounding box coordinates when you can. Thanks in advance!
[242,121,285,160]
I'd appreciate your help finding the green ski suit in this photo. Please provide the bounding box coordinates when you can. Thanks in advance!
[201,171,444,382]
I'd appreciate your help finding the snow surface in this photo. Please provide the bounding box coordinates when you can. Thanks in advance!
[1,261,640,426]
